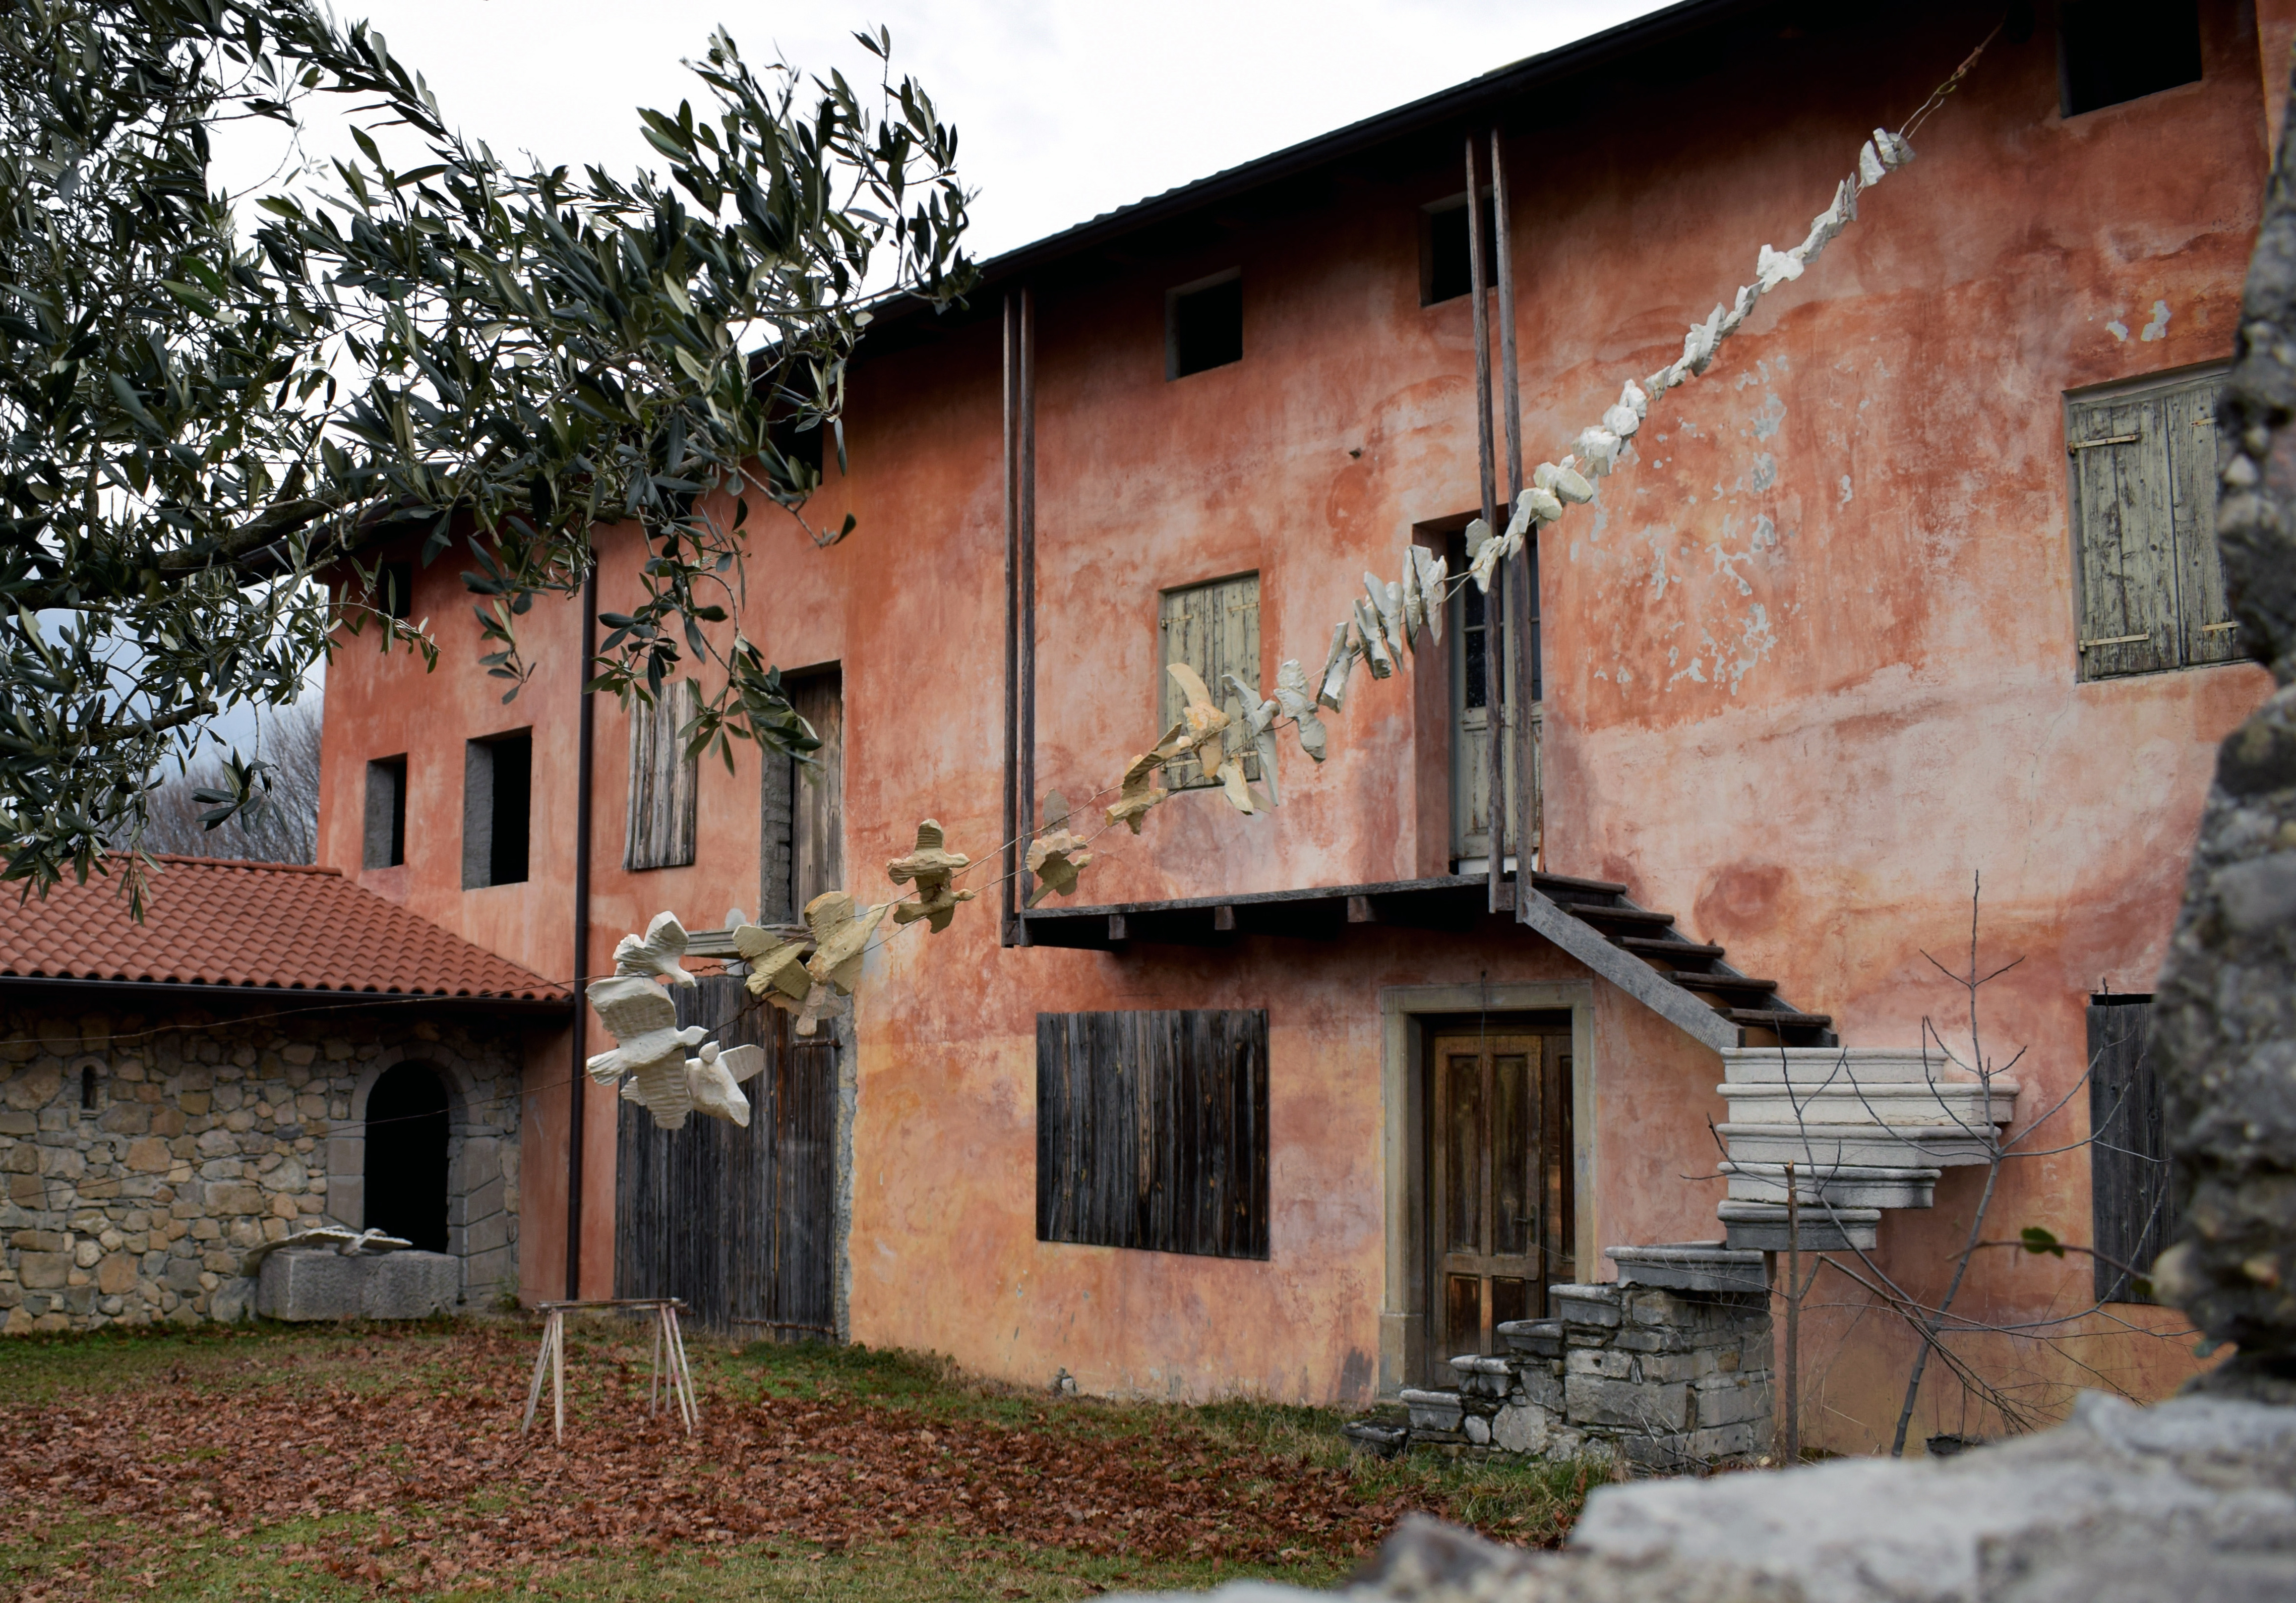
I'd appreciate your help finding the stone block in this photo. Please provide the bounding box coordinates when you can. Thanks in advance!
[1632,1350,1712,1385]
[1607,1243,1770,1294]
[99,1105,150,1135]
[1491,1401,1551,1455]
[1566,1373,1692,1432]
[1550,1283,1622,1327]
[1400,1388,1465,1433]
[96,1253,137,1295]
[123,1138,171,1173]
[361,1251,458,1319]
[0,1112,34,1136]
[1517,1365,1564,1412]
[202,1181,264,1215]
[1464,1414,1491,1445]
[256,1249,361,1320]
[461,1210,510,1259]
[1566,1347,1634,1380]
[161,1258,206,1293]
[73,1238,100,1268]
[12,1228,64,1252]
[1497,1318,1565,1359]
[1693,1376,1772,1428]
[18,1252,68,1289]
[1679,1419,1768,1461]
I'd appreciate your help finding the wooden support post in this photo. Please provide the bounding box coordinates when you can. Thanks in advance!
[1018,286,1039,928]
[1466,134,1504,915]
[1785,1159,1801,1468]
[1492,129,1537,898]
[1001,291,1022,945]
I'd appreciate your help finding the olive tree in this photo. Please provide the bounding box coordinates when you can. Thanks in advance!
[1,0,972,908]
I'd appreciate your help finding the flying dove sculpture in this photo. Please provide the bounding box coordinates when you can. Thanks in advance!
[735,923,812,1008]
[614,912,698,986]
[240,1225,411,1276]
[887,819,977,933]
[1105,749,1169,834]
[621,1039,769,1128]
[1026,828,1095,905]
[584,973,708,1090]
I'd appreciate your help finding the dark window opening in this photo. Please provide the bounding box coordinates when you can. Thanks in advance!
[1423,191,1498,306]
[376,560,415,622]
[366,1062,450,1253]
[1037,1008,1269,1260]
[2089,994,2173,1302]
[1167,272,1242,379]
[364,755,407,870]
[2060,0,2202,116]
[462,731,531,889]
[79,1064,97,1112]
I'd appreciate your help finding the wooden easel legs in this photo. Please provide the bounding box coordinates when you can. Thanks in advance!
[521,1301,698,1442]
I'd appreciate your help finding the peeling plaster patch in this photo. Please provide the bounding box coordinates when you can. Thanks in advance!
[1749,393,1787,441]
[1750,453,1778,493]
[1727,604,1778,693]
[2140,299,2171,341]
[2105,317,2130,342]
[1838,474,1854,507]
[1751,515,1777,550]
[1644,528,1672,599]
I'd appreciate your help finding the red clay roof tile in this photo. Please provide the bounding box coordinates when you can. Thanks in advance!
[0,856,565,1002]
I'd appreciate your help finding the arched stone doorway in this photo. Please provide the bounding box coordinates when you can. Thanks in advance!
[365,1061,451,1252]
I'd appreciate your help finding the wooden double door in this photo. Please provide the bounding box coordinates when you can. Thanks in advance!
[1429,1022,1575,1366]
[614,975,837,1339]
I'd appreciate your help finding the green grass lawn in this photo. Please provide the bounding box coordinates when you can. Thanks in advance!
[1,1320,1606,1601]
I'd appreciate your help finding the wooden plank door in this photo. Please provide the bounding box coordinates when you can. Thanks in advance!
[1430,1028,1574,1363]
[614,976,838,1338]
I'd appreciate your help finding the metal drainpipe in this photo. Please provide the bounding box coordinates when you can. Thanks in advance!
[565,561,598,1299]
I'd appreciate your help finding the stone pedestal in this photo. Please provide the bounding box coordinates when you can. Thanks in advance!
[256,1249,459,1321]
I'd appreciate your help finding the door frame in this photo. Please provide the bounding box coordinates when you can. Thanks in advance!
[1377,981,1596,1396]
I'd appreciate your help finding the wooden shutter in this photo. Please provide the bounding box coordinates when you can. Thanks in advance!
[1037,1008,1270,1260]
[1159,575,1260,788]
[625,680,699,871]
[2069,371,2231,680]
[2163,377,2238,666]
[2089,999,2174,1302]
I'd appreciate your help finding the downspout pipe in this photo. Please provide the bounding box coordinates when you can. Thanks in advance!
[566,561,598,1299]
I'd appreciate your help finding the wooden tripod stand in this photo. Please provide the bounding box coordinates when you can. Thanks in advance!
[521,1298,699,1443]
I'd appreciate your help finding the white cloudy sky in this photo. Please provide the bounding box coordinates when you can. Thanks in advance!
[233,0,1674,260]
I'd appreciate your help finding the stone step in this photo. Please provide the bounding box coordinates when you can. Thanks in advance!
[1721,1160,1941,1210]
[1606,1242,1770,1293]
[1719,1081,2018,1127]
[1718,1121,1999,1167]
[1720,1046,1997,1086]
[1498,1318,1566,1358]
[1398,1387,1467,1433]
[1719,1199,1880,1252]
[1448,1353,1515,1399]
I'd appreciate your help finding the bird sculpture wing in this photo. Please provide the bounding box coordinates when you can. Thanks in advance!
[683,1041,758,1128]
[614,910,697,986]
[584,974,705,1084]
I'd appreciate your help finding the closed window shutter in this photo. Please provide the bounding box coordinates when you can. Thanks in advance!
[2070,395,2177,679]
[2069,370,2232,680]
[1036,1008,1270,1260]
[2088,1000,2173,1303]
[625,680,699,871]
[1158,573,1260,788]
[2164,377,2238,666]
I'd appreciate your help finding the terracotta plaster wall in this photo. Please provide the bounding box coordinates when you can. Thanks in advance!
[315,5,2273,1421]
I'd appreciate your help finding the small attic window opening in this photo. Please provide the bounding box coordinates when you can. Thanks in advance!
[1422,191,1498,306]
[1167,271,1242,379]
[462,731,531,889]
[79,1064,96,1112]
[2059,0,2202,116]
[364,755,407,870]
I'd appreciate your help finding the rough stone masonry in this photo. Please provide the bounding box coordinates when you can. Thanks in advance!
[0,998,521,1332]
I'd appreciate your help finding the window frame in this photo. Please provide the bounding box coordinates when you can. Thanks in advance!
[2065,362,2237,682]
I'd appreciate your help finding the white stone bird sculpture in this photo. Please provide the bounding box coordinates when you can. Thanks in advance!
[686,1042,768,1127]
[613,912,697,986]
[584,973,707,1124]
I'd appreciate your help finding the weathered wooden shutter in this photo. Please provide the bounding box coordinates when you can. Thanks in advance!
[624,680,699,871]
[615,975,838,1336]
[2089,999,2174,1302]
[2069,371,2230,680]
[1158,575,1260,788]
[1037,1008,1270,1260]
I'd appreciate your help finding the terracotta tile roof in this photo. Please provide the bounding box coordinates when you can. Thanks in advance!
[0,856,567,1002]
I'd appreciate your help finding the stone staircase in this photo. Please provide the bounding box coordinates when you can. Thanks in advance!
[1714,1046,2017,1251]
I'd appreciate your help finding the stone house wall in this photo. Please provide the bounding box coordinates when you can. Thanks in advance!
[0,994,525,1333]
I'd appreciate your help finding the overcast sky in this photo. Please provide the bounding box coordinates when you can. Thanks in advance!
[243,0,1675,260]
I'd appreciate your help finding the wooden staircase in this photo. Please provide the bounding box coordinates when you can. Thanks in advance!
[1529,871,1837,1048]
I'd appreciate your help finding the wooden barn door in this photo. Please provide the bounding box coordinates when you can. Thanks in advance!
[614,975,838,1339]
[1428,1021,1574,1369]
